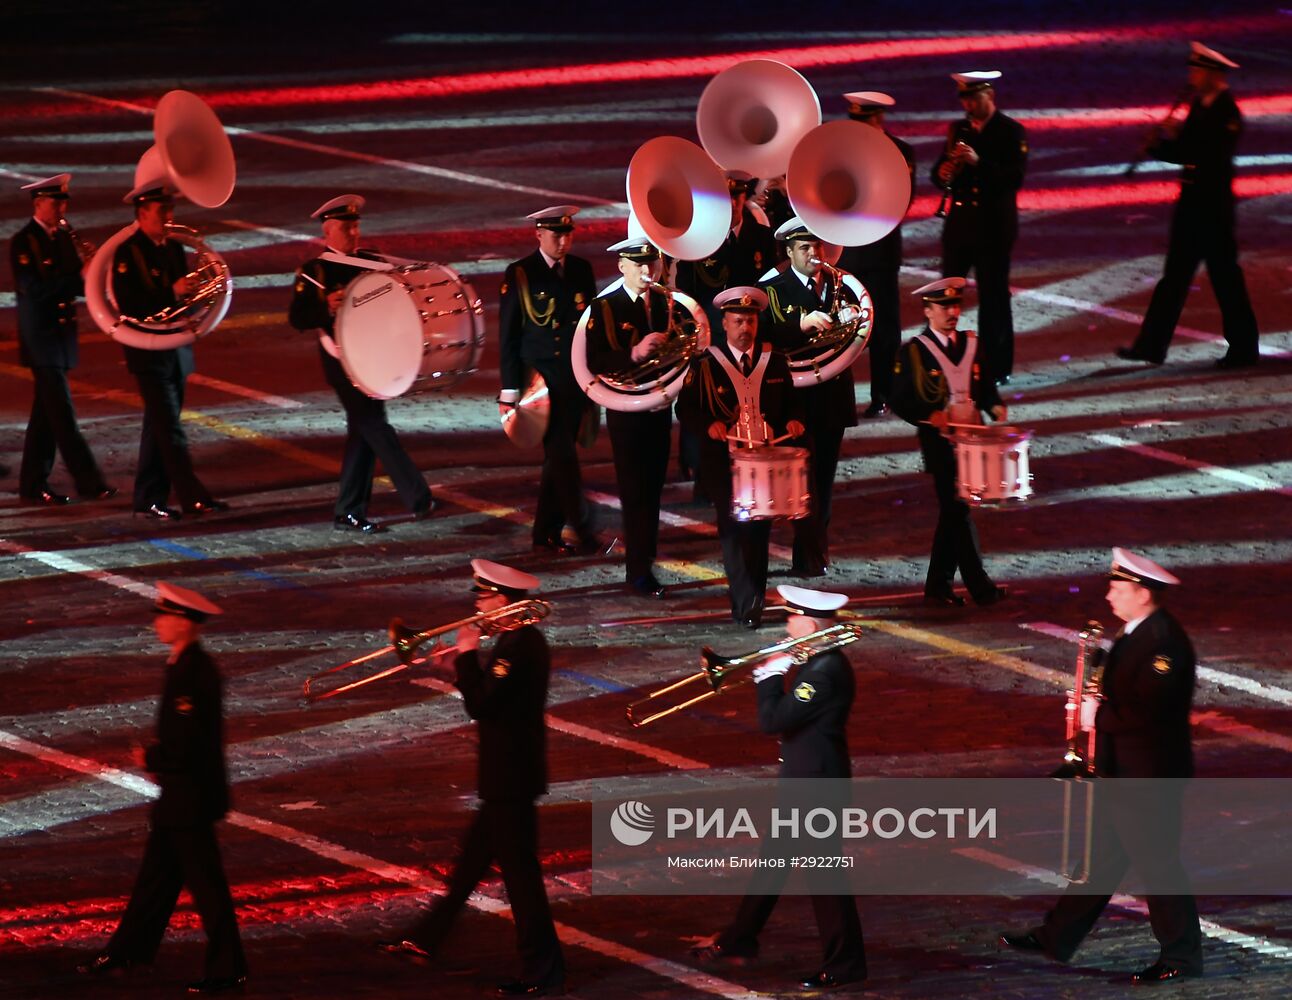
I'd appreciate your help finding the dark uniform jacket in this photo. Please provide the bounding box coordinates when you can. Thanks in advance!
[454,624,550,802]
[760,267,860,430]
[145,641,230,827]
[1150,89,1242,216]
[674,342,804,506]
[112,228,194,378]
[498,250,596,391]
[288,249,384,339]
[930,112,1028,243]
[836,132,916,273]
[10,220,83,369]
[675,208,776,318]
[583,285,685,380]
[888,328,1002,473]
[756,649,854,779]
[1094,608,1196,779]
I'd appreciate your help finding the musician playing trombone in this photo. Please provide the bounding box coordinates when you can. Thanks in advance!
[10,174,114,506]
[288,195,433,533]
[676,287,805,627]
[379,560,565,998]
[1001,549,1202,984]
[691,585,867,991]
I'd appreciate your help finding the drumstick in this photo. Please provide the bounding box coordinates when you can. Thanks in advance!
[297,270,325,291]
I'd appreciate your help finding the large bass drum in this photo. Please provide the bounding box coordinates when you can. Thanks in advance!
[334,263,485,400]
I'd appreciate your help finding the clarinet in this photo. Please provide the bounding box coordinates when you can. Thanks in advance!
[935,118,973,219]
[1124,86,1193,177]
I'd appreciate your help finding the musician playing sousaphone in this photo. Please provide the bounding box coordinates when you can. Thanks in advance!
[888,277,1008,608]
[288,195,433,533]
[676,287,805,627]
[584,237,686,598]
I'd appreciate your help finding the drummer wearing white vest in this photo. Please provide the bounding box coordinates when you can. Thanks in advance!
[888,277,1008,607]
[288,195,434,533]
[676,287,805,628]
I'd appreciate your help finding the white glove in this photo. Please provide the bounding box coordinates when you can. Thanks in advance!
[1079,693,1100,731]
[753,654,794,684]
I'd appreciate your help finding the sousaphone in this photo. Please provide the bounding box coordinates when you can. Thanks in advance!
[697,59,821,179]
[626,136,730,263]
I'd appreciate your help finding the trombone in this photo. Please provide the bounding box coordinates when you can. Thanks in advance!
[1053,620,1105,883]
[303,598,551,701]
[626,621,864,727]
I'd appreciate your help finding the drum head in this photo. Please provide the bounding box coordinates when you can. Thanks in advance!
[336,271,423,399]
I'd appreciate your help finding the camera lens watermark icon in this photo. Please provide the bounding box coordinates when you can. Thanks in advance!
[610,801,656,846]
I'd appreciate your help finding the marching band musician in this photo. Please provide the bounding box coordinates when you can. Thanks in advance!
[498,206,599,555]
[1001,549,1203,984]
[888,278,1008,608]
[113,177,228,521]
[835,93,917,420]
[288,195,434,533]
[676,287,805,627]
[78,583,247,995]
[931,71,1027,385]
[379,560,566,998]
[11,174,115,506]
[760,218,860,578]
[692,585,867,991]
[584,238,679,598]
[1116,42,1260,369]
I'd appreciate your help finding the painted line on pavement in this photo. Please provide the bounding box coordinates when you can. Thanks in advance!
[0,729,754,998]
[957,846,1292,961]
[188,373,305,410]
[1089,433,1292,498]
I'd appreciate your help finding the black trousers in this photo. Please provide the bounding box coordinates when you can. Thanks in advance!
[132,371,213,511]
[20,365,108,498]
[406,798,565,986]
[713,504,772,624]
[530,359,591,546]
[1035,784,1203,972]
[925,438,993,599]
[106,823,246,980]
[321,349,431,518]
[854,265,901,404]
[1133,199,1260,362]
[943,218,1016,378]
[606,407,671,582]
[791,423,845,574]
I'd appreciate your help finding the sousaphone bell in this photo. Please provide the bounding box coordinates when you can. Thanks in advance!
[697,59,822,179]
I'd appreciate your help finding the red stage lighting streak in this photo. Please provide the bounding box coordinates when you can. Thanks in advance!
[188,17,1288,109]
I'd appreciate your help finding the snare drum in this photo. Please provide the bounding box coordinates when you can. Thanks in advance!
[730,445,810,521]
[335,263,485,399]
[949,423,1033,506]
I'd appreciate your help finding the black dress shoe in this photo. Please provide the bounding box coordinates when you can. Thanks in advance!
[1115,346,1164,364]
[496,980,565,997]
[186,975,247,994]
[187,498,230,515]
[413,498,438,520]
[376,938,430,962]
[22,489,72,506]
[995,374,1011,386]
[999,931,1045,952]
[691,942,758,965]
[861,401,888,419]
[922,592,965,608]
[798,970,864,989]
[1215,354,1258,370]
[741,615,761,630]
[974,584,1009,606]
[76,951,134,976]
[135,503,181,521]
[86,486,118,501]
[1131,960,1197,984]
[334,513,385,533]
[629,575,668,598]
[532,537,576,556]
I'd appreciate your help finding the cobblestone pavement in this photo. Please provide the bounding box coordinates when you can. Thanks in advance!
[2,3,1290,998]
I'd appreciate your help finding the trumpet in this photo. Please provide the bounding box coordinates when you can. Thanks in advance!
[1125,87,1192,177]
[626,621,864,727]
[303,598,550,701]
[1053,620,1104,883]
[57,218,96,263]
[935,117,973,219]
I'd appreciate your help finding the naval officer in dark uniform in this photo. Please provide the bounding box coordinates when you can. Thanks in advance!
[379,559,565,998]
[584,238,681,598]
[498,206,598,554]
[888,278,1007,607]
[760,218,860,578]
[932,71,1028,384]
[835,92,917,420]
[112,178,227,521]
[676,287,805,627]
[692,584,867,991]
[11,173,113,505]
[78,582,247,995]
[288,195,433,533]
[1001,548,1203,985]
[1116,42,1260,369]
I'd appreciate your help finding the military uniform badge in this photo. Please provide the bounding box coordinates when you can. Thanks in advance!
[1152,655,1172,675]
[793,681,816,702]
[492,658,511,679]
[173,695,194,715]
